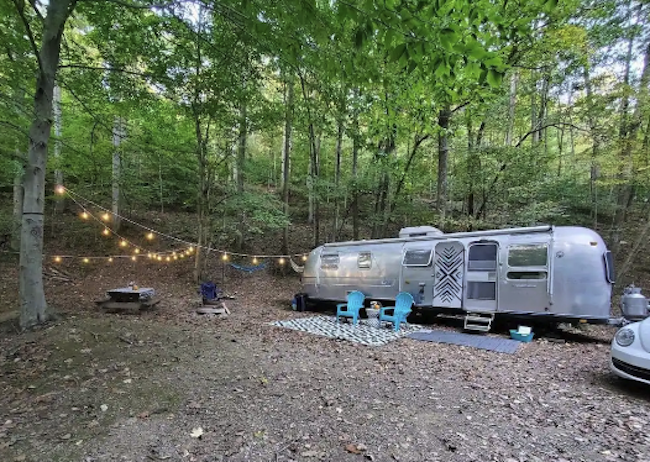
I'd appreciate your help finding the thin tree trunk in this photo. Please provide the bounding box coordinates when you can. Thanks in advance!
[333,116,343,241]
[159,158,164,213]
[19,0,74,329]
[236,101,247,250]
[505,73,518,147]
[281,75,294,255]
[611,36,650,255]
[351,96,360,240]
[112,116,123,231]
[583,66,600,227]
[437,106,451,218]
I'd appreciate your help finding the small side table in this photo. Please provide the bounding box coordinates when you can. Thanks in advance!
[366,307,380,328]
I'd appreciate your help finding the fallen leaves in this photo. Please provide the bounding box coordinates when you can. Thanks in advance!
[190,427,204,438]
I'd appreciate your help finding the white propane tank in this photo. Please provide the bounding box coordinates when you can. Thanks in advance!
[621,284,650,321]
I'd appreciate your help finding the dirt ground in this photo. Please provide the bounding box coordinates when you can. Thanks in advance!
[1,255,650,462]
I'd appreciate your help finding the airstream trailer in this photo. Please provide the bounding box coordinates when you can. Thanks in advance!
[299,225,619,331]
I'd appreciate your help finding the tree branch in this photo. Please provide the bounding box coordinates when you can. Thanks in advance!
[10,0,43,73]
[58,63,155,78]
[515,122,589,148]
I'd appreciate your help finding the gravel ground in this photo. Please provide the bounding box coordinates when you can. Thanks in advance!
[1,264,649,462]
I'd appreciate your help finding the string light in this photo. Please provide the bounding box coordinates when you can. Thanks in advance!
[62,188,310,267]
[108,257,114,263]
[147,253,153,259]
[131,256,137,261]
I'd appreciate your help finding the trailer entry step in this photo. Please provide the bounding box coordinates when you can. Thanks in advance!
[463,312,495,333]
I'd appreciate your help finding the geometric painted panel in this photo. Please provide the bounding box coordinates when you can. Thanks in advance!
[433,241,465,308]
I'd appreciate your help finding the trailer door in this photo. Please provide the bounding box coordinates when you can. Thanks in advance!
[463,242,498,312]
[432,241,464,308]
[499,243,550,313]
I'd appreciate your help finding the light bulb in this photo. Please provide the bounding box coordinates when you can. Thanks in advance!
[83,257,89,263]
[108,257,114,263]
[278,257,285,265]
[165,256,171,262]
[222,253,229,261]
[131,256,137,261]
[173,255,178,260]
[146,232,154,240]
[120,240,128,247]
[80,211,89,220]
[188,246,194,253]
[302,255,308,261]
[134,248,140,254]
[101,213,110,221]
[54,256,62,263]
[252,257,258,264]
[102,228,110,236]
[156,255,162,261]
[55,185,65,195]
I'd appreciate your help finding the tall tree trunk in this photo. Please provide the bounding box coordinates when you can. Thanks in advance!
[437,106,451,218]
[281,75,294,255]
[299,75,320,246]
[333,115,343,241]
[583,65,601,227]
[351,97,360,240]
[19,0,74,329]
[53,84,64,213]
[12,161,23,251]
[112,116,123,231]
[236,101,247,250]
[611,38,650,255]
[505,73,518,147]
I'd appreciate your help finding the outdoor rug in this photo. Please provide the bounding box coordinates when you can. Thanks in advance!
[407,330,521,354]
[270,315,425,346]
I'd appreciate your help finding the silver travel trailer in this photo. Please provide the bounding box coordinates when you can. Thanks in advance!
[298,225,619,331]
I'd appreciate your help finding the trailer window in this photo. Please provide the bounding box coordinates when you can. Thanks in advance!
[403,249,432,266]
[507,271,547,280]
[467,282,496,300]
[604,251,615,283]
[468,243,497,271]
[358,252,372,269]
[508,244,547,267]
[320,253,339,269]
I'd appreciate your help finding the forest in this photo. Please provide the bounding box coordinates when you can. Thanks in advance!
[1,0,650,329]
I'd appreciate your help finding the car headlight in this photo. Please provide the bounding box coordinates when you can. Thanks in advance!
[615,328,635,347]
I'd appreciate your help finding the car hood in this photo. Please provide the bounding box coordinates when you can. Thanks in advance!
[639,317,650,352]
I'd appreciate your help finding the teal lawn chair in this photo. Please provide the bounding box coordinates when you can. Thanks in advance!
[336,291,365,325]
[379,292,414,331]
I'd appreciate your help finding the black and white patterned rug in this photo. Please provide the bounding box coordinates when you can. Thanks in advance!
[270,315,425,346]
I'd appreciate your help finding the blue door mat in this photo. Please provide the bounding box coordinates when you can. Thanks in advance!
[407,330,521,354]
[270,315,425,346]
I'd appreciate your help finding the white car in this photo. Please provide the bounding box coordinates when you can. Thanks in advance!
[611,317,650,385]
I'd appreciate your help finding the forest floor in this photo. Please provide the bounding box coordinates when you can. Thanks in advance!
[1,256,650,462]
[1,211,650,462]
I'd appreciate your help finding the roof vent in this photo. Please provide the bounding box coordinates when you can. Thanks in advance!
[398,226,444,238]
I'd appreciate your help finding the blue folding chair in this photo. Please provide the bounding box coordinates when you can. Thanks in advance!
[336,291,365,325]
[379,292,414,331]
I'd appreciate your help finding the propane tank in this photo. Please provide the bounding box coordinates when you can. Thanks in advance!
[621,284,650,321]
